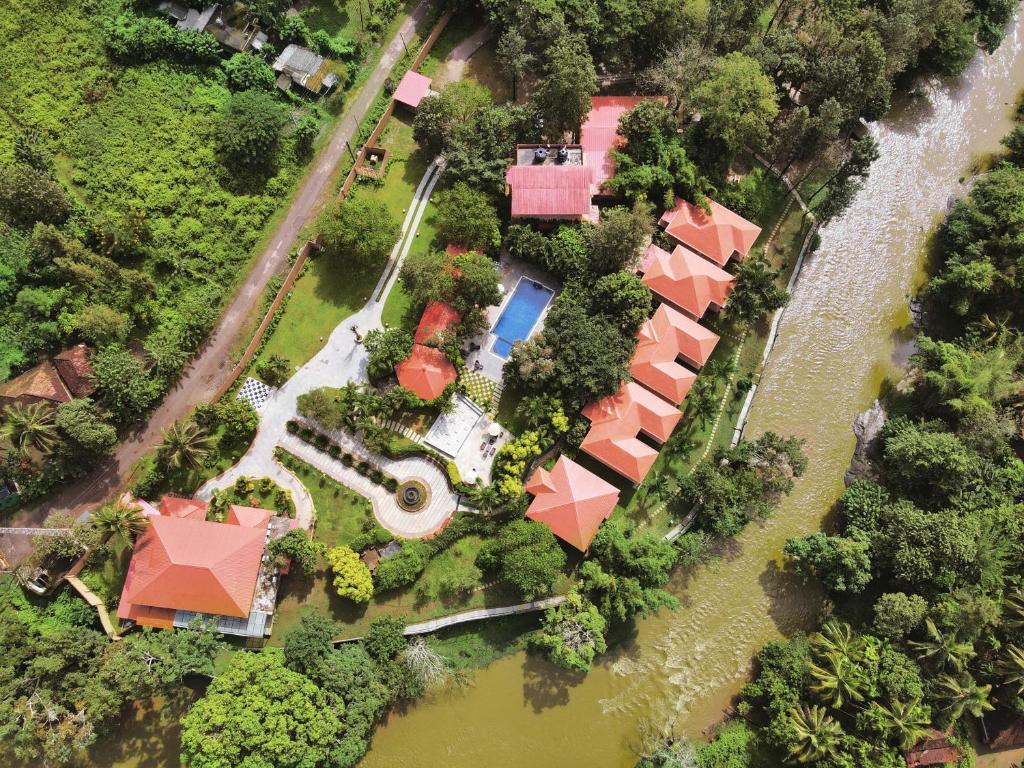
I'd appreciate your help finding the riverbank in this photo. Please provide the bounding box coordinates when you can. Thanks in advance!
[359,12,1024,766]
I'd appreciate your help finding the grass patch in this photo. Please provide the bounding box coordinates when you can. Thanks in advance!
[381,279,413,328]
[427,612,540,670]
[278,451,376,545]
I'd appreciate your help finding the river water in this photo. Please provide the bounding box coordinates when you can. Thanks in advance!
[361,13,1024,768]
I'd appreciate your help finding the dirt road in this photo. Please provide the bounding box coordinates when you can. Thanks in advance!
[12,0,434,527]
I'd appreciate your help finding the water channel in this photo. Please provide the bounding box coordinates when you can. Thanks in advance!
[361,14,1024,768]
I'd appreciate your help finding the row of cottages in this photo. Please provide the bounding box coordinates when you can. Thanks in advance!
[116,495,298,637]
[514,98,763,551]
[0,344,95,409]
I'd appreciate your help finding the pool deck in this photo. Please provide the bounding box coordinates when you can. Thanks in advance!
[465,253,558,382]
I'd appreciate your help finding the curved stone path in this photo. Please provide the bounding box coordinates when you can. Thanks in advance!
[198,158,454,538]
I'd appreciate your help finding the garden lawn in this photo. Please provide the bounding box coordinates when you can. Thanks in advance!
[271,454,519,640]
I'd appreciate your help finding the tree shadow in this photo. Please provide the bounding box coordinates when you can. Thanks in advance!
[521,652,586,712]
[758,558,823,636]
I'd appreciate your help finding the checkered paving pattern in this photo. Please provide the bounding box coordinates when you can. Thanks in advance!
[237,377,274,411]
[461,371,496,412]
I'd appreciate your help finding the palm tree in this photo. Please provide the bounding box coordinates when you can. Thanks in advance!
[997,644,1024,696]
[468,483,501,512]
[785,704,842,764]
[908,618,975,671]
[970,311,1015,346]
[933,673,993,726]
[1002,588,1024,630]
[1,401,58,455]
[90,500,149,543]
[808,651,864,709]
[811,619,859,661]
[872,699,931,750]
[159,419,212,471]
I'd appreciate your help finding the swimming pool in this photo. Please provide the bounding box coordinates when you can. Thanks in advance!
[490,279,554,359]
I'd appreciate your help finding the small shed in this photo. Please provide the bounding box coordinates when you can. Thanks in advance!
[273,44,339,95]
[360,549,381,573]
[393,70,432,111]
[906,730,962,768]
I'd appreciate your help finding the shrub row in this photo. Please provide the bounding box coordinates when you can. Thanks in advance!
[289,420,398,492]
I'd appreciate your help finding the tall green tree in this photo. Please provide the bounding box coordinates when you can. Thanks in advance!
[533,35,597,136]
[690,52,779,156]
[319,197,400,268]
[216,90,288,170]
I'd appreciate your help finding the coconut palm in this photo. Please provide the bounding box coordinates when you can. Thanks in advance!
[811,619,859,661]
[468,483,501,512]
[970,311,1015,346]
[872,699,931,750]
[933,673,993,725]
[159,419,212,471]
[997,644,1024,696]
[90,500,149,543]
[1002,588,1024,630]
[785,704,843,764]
[808,651,864,709]
[1,401,58,455]
[908,618,975,671]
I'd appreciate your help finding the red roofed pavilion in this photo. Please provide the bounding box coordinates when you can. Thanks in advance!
[639,243,735,319]
[581,381,682,484]
[631,304,719,405]
[580,96,665,193]
[505,165,593,220]
[659,196,762,266]
[525,456,620,551]
[414,300,460,345]
[393,70,432,110]
[118,515,267,625]
[396,344,456,400]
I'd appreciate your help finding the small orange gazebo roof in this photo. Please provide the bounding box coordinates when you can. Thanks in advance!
[414,300,460,345]
[640,243,735,319]
[393,70,432,109]
[630,304,719,405]
[659,196,761,266]
[396,344,456,401]
[226,505,273,528]
[525,456,620,551]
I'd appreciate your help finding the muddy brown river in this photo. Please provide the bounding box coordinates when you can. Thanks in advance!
[360,13,1024,768]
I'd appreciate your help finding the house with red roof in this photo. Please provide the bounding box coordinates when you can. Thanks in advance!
[505,164,594,221]
[659,196,762,267]
[393,69,433,111]
[118,496,296,637]
[905,730,962,768]
[0,344,95,408]
[525,456,620,551]
[580,96,666,195]
[638,243,735,320]
[581,381,682,485]
[630,304,719,405]
[396,300,461,401]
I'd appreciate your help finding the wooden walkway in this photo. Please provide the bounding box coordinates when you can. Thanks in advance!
[336,595,566,643]
[65,575,120,639]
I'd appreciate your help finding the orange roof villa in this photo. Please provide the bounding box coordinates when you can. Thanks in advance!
[630,304,720,405]
[525,456,620,551]
[659,196,762,267]
[639,243,735,319]
[581,381,682,485]
[117,495,296,637]
[396,300,460,400]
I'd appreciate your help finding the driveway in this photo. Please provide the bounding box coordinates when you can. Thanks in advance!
[15,0,436,526]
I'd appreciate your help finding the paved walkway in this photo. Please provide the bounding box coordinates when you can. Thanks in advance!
[16,0,437,526]
[65,575,119,638]
[198,158,453,538]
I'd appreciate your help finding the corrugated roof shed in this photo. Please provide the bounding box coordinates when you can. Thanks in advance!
[505,165,593,219]
[393,70,433,109]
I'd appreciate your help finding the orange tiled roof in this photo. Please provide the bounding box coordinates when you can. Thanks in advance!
[581,381,682,484]
[580,96,666,193]
[0,361,72,406]
[525,456,620,551]
[906,731,962,768]
[393,70,432,109]
[640,243,735,319]
[226,505,274,528]
[659,196,761,266]
[118,514,268,620]
[52,345,95,398]
[506,165,593,219]
[159,496,208,521]
[414,300,460,345]
[396,344,456,401]
[630,304,719,405]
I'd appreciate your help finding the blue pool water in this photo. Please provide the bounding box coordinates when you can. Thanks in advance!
[490,279,554,358]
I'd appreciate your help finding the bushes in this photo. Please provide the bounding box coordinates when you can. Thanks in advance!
[375,541,432,592]
[223,52,276,92]
[327,546,374,603]
[104,13,222,65]
[216,90,289,171]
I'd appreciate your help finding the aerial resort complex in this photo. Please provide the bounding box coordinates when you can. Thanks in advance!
[3,0,1024,767]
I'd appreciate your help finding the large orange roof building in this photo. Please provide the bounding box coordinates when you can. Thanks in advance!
[505,165,593,220]
[525,456,620,551]
[659,196,762,267]
[631,304,720,405]
[581,381,682,485]
[117,496,294,637]
[639,243,735,319]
